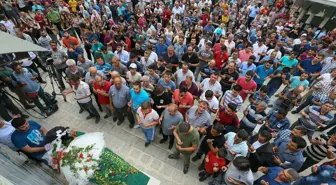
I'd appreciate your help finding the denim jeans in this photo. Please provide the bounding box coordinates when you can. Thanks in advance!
[141,127,155,144]
[33,87,53,112]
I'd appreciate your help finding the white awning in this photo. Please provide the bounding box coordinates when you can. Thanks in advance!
[0,31,48,55]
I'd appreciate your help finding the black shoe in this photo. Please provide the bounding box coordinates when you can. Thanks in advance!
[104,115,110,119]
[113,117,117,122]
[99,107,103,112]
[95,117,100,124]
[86,115,94,120]
[212,172,219,178]
[199,175,207,182]
[168,154,179,159]
[198,171,205,177]
[129,124,134,129]
[117,121,123,125]
[291,110,299,114]
[159,138,167,144]
[198,164,204,171]
[183,166,189,174]
[79,108,84,114]
[168,143,173,150]
[145,142,150,147]
[192,154,201,162]
[39,80,47,84]
[24,104,36,109]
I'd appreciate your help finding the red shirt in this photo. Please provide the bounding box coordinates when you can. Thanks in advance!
[62,36,79,48]
[214,51,228,70]
[213,43,223,53]
[236,77,257,101]
[200,13,210,27]
[204,151,226,174]
[217,108,239,128]
[125,38,132,52]
[34,14,45,29]
[238,50,252,63]
[162,8,172,23]
[173,90,194,117]
[93,81,111,105]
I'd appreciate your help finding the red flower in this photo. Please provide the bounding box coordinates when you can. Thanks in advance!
[129,169,134,173]
[111,172,115,176]
[87,158,91,162]
[79,153,84,159]
[87,154,92,157]
[84,167,88,172]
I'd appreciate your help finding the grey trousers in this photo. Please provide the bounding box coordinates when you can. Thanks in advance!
[101,104,112,116]
[171,147,193,168]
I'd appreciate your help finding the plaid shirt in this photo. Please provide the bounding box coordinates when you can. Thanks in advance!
[267,112,290,131]
[252,91,270,104]
[312,81,336,98]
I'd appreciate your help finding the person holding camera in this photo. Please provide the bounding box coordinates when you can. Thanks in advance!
[11,63,55,116]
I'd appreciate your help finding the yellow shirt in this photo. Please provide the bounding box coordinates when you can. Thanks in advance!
[222,15,229,23]
[69,0,77,12]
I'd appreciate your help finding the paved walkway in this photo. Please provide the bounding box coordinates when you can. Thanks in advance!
[24,75,318,185]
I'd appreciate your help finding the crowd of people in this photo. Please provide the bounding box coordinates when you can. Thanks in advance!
[1,0,336,184]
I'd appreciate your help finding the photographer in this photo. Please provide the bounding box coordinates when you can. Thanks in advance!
[0,64,35,109]
[11,63,55,116]
[50,40,67,91]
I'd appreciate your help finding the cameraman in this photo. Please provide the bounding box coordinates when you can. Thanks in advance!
[11,63,55,116]
[0,64,35,109]
[0,89,28,121]
[50,40,67,91]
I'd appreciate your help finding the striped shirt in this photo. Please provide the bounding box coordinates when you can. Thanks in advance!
[321,57,336,74]
[222,90,243,110]
[305,137,336,162]
[186,107,212,128]
[241,105,267,128]
[252,91,270,105]
[299,106,334,131]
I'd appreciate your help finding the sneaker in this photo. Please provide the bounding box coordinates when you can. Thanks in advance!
[183,166,189,174]
[79,108,84,114]
[95,117,100,124]
[192,154,201,162]
[145,142,150,147]
[291,110,299,114]
[104,115,110,119]
[168,143,174,150]
[86,115,94,120]
[159,138,167,144]
[168,154,179,159]
[133,124,140,129]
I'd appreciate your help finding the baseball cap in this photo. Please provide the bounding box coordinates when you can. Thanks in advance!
[129,63,137,69]
[301,33,307,37]
[179,122,190,133]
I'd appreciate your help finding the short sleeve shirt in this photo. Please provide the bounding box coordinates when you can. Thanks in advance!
[137,108,159,129]
[175,124,200,154]
[75,81,92,103]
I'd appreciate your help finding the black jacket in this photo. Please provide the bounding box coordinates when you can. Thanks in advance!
[248,135,274,172]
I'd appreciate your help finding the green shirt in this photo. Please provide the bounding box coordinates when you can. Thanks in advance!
[47,11,60,23]
[175,124,200,155]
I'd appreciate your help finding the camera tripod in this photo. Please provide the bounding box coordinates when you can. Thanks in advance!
[45,58,67,102]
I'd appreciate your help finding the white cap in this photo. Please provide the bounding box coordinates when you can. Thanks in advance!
[129,63,137,69]
[301,33,307,37]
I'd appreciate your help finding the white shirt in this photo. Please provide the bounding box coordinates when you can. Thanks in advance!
[20,52,37,67]
[253,43,268,63]
[0,20,16,35]
[201,78,223,97]
[175,69,195,86]
[140,57,155,71]
[172,6,184,17]
[266,49,282,60]
[75,81,92,103]
[252,140,265,150]
[0,121,16,150]
[137,108,159,129]
[224,40,236,55]
[200,94,219,114]
[149,51,158,62]
[293,38,301,45]
[114,50,130,65]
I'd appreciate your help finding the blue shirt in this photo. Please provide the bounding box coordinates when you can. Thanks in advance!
[253,65,273,85]
[255,167,290,185]
[157,78,176,92]
[294,165,336,185]
[239,62,256,76]
[267,112,290,131]
[249,6,259,18]
[278,56,298,70]
[67,47,84,61]
[224,132,248,161]
[296,59,323,76]
[275,138,304,170]
[130,89,150,111]
[12,68,40,93]
[155,43,168,57]
[95,63,112,74]
[252,91,270,104]
[204,25,215,34]
[290,76,309,89]
[11,120,46,159]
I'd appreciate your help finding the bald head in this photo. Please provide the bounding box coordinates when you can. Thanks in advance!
[89,67,97,74]
[168,103,178,115]
[295,85,305,93]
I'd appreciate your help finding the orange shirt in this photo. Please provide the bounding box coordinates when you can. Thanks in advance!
[62,36,79,48]
[173,90,194,117]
